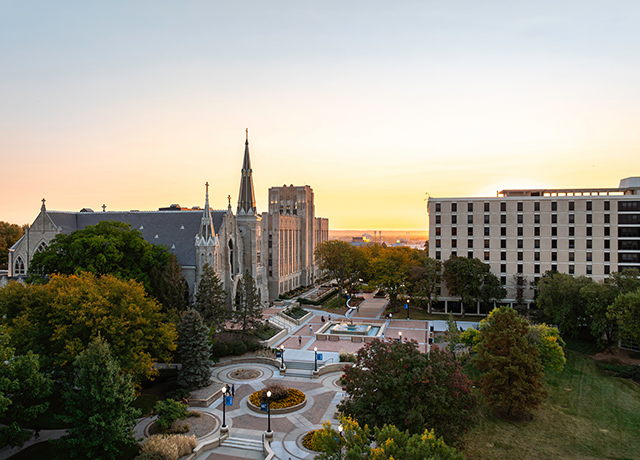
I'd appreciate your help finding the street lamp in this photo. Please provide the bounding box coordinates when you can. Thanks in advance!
[221,386,227,429]
[398,331,403,342]
[314,347,318,372]
[266,390,272,434]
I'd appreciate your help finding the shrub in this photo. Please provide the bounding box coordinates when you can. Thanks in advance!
[339,352,357,363]
[153,399,188,432]
[210,339,230,358]
[134,451,165,460]
[141,434,197,460]
[165,388,191,402]
[261,383,289,401]
[231,340,248,355]
[302,430,320,451]
[249,388,306,410]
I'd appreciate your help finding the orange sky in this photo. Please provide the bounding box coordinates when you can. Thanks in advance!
[2,2,639,230]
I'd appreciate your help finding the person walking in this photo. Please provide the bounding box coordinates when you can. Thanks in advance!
[298,335,302,347]
[34,426,40,441]
[231,384,235,397]
[309,325,313,333]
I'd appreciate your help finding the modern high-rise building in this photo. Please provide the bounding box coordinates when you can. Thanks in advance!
[428,177,640,314]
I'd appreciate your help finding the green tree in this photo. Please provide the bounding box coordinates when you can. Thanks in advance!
[0,326,52,447]
[315,240,367,308]
[28,221,186,315]
[368,246,417,307]
[537,272,593,336]
[609,288,640,346]
[233,271,263,333]
[153,399,188,432]
[58,336,140,460]
[445,313,461,354]
[475,307,546,418]
[0,222,24,270]
[580,280,619,348]
[194,263,229,332]
[407,253,441,313]
[338,339,476,445]
[0,273,176,380]
[149,253,190,322]
[527,323,566,373]
[177,309,211,390]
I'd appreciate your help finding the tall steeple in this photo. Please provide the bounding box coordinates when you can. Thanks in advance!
[199,182,215,240]
[237,128,257,215]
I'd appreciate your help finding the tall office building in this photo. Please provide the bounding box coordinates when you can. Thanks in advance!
[428,177,640,314]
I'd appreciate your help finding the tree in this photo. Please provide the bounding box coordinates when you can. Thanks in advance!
[149,253,190,322]
[28,221,186,315]
[153,399,188,432]
[176,309,211,390]
[443,256,505,317]
[474,307,546,419]
[0,326,52,447]
[338,339,476,445]
[312,416,463,460]
[0,273,177,380]
[609,288,640,346]
[407,253,441,313]
[527,323,566,373]
[193,263,229,332]
[0,222,24,270]
[315,240,367,308]
[233,271,263,333]
[580,280,619,348]
[537,272,593,337]
[57,336,140,460]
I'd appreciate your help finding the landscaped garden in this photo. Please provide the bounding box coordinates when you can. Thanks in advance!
[248,383,306,411]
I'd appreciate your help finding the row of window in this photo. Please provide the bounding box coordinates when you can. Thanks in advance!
[435,238,610,252]
[434,225,609,237]
[435,213,612,225]
[434,200,613,213]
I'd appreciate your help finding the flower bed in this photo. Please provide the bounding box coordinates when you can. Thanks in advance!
[302,430,320,451]
[249,388,306,410]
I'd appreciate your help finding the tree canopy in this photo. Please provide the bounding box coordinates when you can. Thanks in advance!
[176,309,211,390]
[194,263,229,332]
[0,222,24,270]
[233,271,263,333]
[0,272,176,380]
[338,338,476,445]
[315,240,367,307]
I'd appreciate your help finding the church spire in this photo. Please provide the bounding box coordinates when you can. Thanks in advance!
[237,128,257,215]
[199,182,215,240]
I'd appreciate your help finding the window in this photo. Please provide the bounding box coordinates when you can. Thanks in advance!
[484,215,490,224]
[501,264,507,272]
[517,227,523,236]
[452,239,457,248]
[534,239,540,248]
[468,239,473,248]
[484,227,490,236]
[451,227,457,236]
[569,239,575,249]
[586,214,592,224]
[569,214,575,224]
[435,215,441,224]
[501,251,507,261]
[501,239,507,248]
[534,214,540,224]
[517,202,523,212]
[586,252,592,262]
[552,252,557,261]
[484,239,490,248]
[501,227,507,236]
[534,264,540,274]
[468,251,473,259]
[604,265,610,275]
[501,276,507,285]
[501,215,507,224]
[435,251,441,260]
[468,227,473,236]
[517,239,523,249]
[604,201,610,211]
[484,251,490,261]
[452,251,457,257]
[534,227,540,236]
[604,227,610,236]
[435,203,441,212]
[552,201,557,211]
[586,239,592,249]
[552,227,558,236]
[569,201,575,211]
[451,203,457,212]
[501,202,506,212]
[552,239,557,248]
[468,215,473,224]
[517,215,523,224]
[518,252,523,261]
[435,239,441,248]
[604,253,610,262]
[484,202,490,212]
[552,214,558,224]
[451,215,457,224]
[435,227,441,236]
[586,227,592,237]
[569,227,575,237]
[569,252,575,262]
[534,252,540,261]
[586,201,592,211]
[604,214,610,224]
[551,264,557,271]
[13,256,25,275]
[569,265,575,274]
[517,264,523,273]
[468,202,473,212]
[604,239,610,249]
[535,202,540,211]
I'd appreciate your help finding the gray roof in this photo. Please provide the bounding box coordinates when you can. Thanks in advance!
[47,210,226,267]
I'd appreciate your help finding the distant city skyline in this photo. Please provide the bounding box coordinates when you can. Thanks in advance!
[2,1,639,230]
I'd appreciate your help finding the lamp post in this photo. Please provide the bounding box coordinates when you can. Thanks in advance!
[280,349,285,369]
[221,386,227,430]
[398,331,403,342]
[314,347,318,372]
[266,390,272,434]
[338,424,345,459]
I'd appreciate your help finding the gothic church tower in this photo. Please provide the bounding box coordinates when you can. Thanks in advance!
[194,182,220,286]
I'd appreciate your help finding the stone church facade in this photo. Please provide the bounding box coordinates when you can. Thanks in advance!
[5,134,329,304]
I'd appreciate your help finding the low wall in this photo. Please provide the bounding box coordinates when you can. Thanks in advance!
[264,433,276,459]
[259,327,288,348]
[317,361,353,377]
[247,397,307,415]
[278,309,313,326]
[213,356,282,370]
[183,432,229,460]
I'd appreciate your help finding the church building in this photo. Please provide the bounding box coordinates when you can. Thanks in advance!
[5,132,329,304]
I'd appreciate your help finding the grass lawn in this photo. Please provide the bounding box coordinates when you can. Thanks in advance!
[462,349,640,460]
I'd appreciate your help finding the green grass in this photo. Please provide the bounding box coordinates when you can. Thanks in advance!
[462,349,640,460]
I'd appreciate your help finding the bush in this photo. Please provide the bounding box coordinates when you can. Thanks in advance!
[596,362,640,383]
[210,339,230,358]
[339,351,357,363]
[165,389,191,402]
[153,399,188,433]
[141,434,197,460]
[249,388,306,410]
[231,340,248,355]
[134,451,166,460]
[302,430,320,451]
[260,383,289,401]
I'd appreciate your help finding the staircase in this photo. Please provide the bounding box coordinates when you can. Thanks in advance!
[285,360,316,378]
[268,315,297,333]
[222,436,264,452]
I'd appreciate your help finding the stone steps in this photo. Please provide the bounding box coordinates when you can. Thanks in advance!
[222,436,264,452]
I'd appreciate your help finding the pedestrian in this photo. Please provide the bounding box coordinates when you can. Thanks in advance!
[381,332,385,340]
[321,315,325,323]
[231,384,235,397]
[298,335,302,346]
[34,426,40,441]
[328,314,332,321]
[309,325,313,333]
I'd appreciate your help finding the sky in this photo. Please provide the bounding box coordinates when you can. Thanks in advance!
[2,1,639,231]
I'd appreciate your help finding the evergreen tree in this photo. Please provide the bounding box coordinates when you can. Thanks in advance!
[58,336,140,460]
[474,306,546,419]
[233,271,263,333]
[177,309,212,390]
[194,263,229,332]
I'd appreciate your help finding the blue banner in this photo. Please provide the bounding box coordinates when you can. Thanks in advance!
[317,353,323,361]
[225,396,233,406]
[275,350,282,358]
[261,402,268,412]
[404,304,408,309]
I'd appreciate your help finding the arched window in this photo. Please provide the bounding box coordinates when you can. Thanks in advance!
[228,239,235,275]
[36,241,47,253]
[14,256,25,275]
